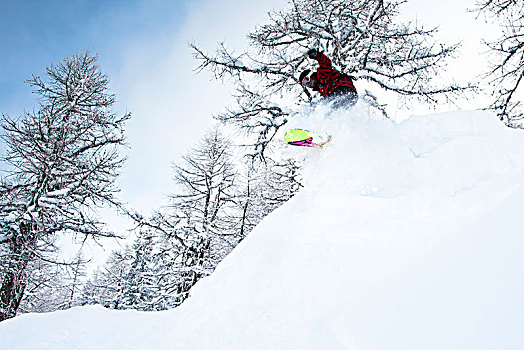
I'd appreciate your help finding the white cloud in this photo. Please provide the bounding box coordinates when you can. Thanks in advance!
[110,0,283,215]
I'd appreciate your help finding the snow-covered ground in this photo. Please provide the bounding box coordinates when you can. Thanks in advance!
[1,104,524,349]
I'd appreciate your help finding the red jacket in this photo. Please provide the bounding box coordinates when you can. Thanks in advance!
[312,52,356,97]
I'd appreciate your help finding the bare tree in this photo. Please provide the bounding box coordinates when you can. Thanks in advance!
[97,128,239,309]
[235,158,303,240]
[0,51,130,321]
[18,252,87,313]
[475,0,524,127]
[83,128,307,312]
[79,250,132,310]
[476,0,518,14]
[192,0,470,159]
[168,128,239,295]
[171,128,238,240]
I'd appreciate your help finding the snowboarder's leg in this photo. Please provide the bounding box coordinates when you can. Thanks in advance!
[329,87,358,109]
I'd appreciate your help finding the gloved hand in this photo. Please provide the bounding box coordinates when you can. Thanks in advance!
[307,48,319,59]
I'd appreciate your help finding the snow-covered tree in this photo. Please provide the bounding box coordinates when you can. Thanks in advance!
[97,128,240,310]
[0,51,129,321]
[79,250,131,309]
[475,0,524,127]
[168,128,239,297]
[19,252,87,313]
[83,127,304,312]
[192,0,470,159]
[108,228,181,311]
[235,158,303,239]
[171,129,238,241]
[81,125,305,313]
[113,230,157,310]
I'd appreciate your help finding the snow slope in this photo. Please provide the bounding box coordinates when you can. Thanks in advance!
[2,105,524,349]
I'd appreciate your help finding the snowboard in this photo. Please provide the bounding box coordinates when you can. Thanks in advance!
[284,129,332,149]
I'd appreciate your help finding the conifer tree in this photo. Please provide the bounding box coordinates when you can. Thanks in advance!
[236,158,303,239]
[106,128,239,309]
[0,51,129,321]
[192,0,470,159]
[168,128,238,298]
[86,129,304,312]
[475,0,524,127]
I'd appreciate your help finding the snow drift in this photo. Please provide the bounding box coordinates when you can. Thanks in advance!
[1,104,524,349]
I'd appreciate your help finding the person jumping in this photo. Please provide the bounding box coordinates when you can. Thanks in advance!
[299,48,357,106]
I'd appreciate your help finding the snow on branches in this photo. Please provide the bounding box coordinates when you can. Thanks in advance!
[83,128,302,311]
[475,0,524,127]
[0,51,129,321]
[191,0,471,159]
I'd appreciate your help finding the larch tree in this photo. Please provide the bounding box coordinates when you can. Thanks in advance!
[191,0,470,160]
[84,128,306,312]
[475,0,524,128]
[107,127,239,309]
[168,128,239,298]
[235,158,303,240]
[0,51,130,321]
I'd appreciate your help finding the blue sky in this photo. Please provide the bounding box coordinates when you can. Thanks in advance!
[0,0,190,114]
[0,0,282,261]
[0,0,282,245]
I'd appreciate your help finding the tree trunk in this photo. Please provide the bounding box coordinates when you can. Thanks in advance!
[0,222,36,322]
[0,266,28,321]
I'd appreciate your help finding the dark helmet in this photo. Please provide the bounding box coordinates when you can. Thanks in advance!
[299,69,311,83]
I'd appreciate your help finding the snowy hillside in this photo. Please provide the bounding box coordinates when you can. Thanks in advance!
[1,105,524,349]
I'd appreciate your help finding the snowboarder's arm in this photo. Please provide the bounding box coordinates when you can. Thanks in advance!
[315,51,332,70]
[308,49,332,69]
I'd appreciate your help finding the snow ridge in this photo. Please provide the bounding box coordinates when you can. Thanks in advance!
[1,106,524,349]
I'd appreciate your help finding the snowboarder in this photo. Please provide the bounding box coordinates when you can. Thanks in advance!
[299,48,357,106]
